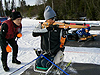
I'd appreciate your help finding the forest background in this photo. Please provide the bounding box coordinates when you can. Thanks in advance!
[0,0,100,20]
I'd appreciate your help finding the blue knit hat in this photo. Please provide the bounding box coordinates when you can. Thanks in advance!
[44,6,56,20]
[85,27,90,31]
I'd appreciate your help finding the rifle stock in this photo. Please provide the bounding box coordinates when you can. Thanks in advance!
[42,22,88,29]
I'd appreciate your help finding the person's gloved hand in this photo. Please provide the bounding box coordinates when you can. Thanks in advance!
[53,25,59,30]
[47,25,58,31]
[6,45,12,52]
[17,33,22,38]
[46,26,53,31]
[60,46,65,52]
[34,48,43,56]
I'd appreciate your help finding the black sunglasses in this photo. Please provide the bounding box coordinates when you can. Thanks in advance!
[50,17,55,21]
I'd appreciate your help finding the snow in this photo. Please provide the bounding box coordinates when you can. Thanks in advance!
[0,18,100,75]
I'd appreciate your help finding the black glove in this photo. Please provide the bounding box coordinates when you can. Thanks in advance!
[47,26,53,31]
[47,25,58,31]
[53,25,59,30]
[34,48,44,56]
[60,47,65,52]
[35,50,42,56]
[62,29,67,37]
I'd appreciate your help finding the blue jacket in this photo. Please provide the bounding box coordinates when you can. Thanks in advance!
[76,28,90,37]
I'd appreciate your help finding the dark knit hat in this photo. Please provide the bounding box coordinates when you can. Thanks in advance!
[11,11,22,20]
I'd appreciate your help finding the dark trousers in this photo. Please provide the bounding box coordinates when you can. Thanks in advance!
[1,38,18,62]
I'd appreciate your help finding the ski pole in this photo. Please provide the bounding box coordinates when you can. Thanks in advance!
[65,60,72,68]
[9,55,42,75]
[41,54,69,75]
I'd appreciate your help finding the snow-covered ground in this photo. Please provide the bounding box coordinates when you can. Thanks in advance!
[0,18,100,75]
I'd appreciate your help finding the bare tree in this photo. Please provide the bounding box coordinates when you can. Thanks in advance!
[42,0,46,7]
[0,0,5,16]
[11,0,15,10]
[4,0,7,9]
[35,0,42,6]
[19,0,21,7]
[0,0,2,16]
[20,0,26,15]
[8,0,10,10]
[21,0,26,6]
[8,0,10,3]
[4,0,10,10]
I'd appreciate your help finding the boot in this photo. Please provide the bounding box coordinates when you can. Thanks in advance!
[12,56,21,64]
[2,62,10,72]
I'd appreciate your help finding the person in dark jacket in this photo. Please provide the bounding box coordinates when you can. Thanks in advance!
[32,6,67,68]
[0,11,22,71]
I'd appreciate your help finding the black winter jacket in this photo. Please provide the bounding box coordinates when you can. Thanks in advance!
[32,23,66,55]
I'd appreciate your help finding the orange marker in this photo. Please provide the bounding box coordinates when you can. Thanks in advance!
[17,33,22,38]
[6,45,12,52]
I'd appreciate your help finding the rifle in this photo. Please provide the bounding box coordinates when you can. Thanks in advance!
[41,22,88,29]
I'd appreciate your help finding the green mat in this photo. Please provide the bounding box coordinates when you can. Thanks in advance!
[36,66,49,70]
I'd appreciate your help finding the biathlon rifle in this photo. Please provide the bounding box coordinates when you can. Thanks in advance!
[41,22,88,29]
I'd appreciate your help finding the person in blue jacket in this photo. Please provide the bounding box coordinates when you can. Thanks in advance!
[76,27,91,38]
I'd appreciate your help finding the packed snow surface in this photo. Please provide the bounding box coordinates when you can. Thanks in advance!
[0,18,100,75]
